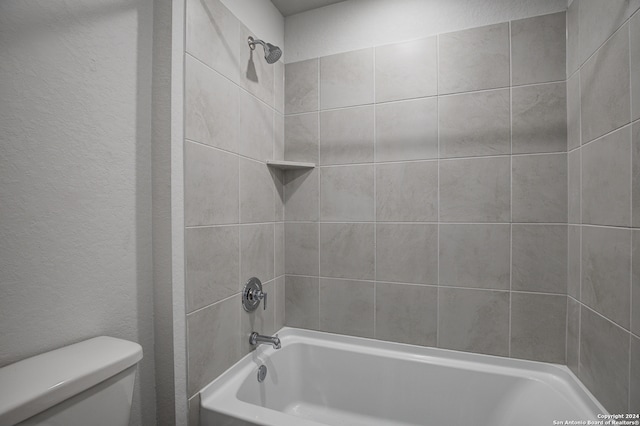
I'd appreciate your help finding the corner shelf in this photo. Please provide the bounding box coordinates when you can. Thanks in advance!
[266,160,315,170]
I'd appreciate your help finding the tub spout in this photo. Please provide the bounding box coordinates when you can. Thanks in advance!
[249,332,281,349]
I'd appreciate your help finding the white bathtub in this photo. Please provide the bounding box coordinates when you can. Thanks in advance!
[200,328,606,426]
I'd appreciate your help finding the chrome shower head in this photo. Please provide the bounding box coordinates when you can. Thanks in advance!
[248,36,282,64]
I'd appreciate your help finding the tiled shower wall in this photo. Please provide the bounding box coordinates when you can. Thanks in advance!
[565,0,640,414]
[182,0,286,418]
[283,12,570,363]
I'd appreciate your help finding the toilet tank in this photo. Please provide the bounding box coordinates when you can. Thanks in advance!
[0,336,143,426]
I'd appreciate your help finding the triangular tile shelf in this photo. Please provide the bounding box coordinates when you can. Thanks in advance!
[266,160,315,170]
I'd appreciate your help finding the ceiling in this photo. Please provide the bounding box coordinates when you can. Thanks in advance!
[270,0,347,17]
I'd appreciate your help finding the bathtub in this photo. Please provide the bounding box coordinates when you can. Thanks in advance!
[200,327,606,426]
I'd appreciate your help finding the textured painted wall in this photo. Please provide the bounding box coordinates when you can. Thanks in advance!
[0,1,156,425]
[284,0,566,63]
[283,10,569,367]
[565,0,640,415]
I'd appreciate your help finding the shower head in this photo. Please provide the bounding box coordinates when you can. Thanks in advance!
[248,36,282,64]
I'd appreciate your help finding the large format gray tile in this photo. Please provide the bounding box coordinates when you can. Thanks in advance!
[238,91,273,161]
[566,297,580,375]
[567,225,581,300]
[239,24,274,107]
[320,106,374,165]
[582,126,631,227]
[375,283,437,346]
[438,288,509,356]
[284,168,318,222]
[185,142,238,226]
[632,335,640,414]
[511,12,566,86]
[376,161,438,222]
[275,61,284,115]
[568,149,581,224]
[439,224,510,290]
[319,278,375,338]
[633,124,640,227]
[320,48,374,110]
[512,225,567,294]
[240,224,274,284]
[579,304,630,414]
[320,223,374,280]
[566,0,579,77]
[186,0,240,84]
[285,59,318,114]
[511,293,566,363]
[188,394,200,426]
[438,23,510,94]
[567,72,581,151]
[240,159,274,223]
[375,37,437,103]
[275,223,284,278]
[633,230,640,335]
[375,97,438,162]
[439,89,510,158]
[578,0,638,65]
[273,167,284,221]
[185,55,238,153]
[274,113,284,161]
[633,13,640,121]
[285,275,319,330]
[275,276,285,330]
[512,83,567,154]
[284,223,319,276]
[187,296,240,396]
[376,224,437,285]
[582,226,631,329]
[512,154,567,223]
[320,165,374,221]
[439,157,510,222]
[185,226,239,313]
[241,279,276,355]
[580,24,630,144]
[284,113,318,163]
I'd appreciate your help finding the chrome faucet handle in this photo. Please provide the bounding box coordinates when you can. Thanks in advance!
[242,277,267,312]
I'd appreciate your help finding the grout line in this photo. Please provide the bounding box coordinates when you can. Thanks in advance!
[372,46,377,338]
[185,138,268,165]
[436,32,441,348]
[317,55,322,327]
[509,19,513,358]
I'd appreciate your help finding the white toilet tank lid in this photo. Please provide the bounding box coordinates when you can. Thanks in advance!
[0,336,142,425]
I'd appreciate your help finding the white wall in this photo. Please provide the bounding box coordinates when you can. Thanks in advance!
[0,1,156,425]
[285,0,566,63]
[221,0,285,53]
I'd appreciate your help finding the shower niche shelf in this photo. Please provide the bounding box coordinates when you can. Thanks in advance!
[266,160,315,170]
